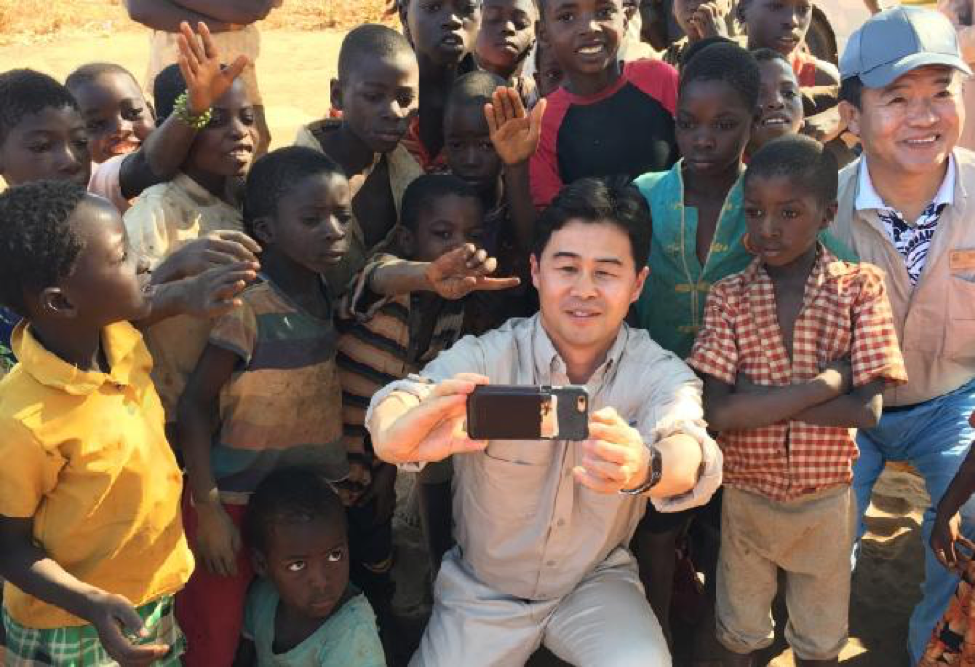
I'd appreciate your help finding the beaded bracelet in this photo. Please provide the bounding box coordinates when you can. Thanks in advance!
[173,92,212,130]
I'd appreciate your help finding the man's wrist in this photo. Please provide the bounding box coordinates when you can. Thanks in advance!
[620,445,661,495]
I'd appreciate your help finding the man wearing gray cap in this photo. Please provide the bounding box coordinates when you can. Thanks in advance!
[834,6,975,663]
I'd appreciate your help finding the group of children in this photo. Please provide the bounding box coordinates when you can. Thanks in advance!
[0,0,969,665]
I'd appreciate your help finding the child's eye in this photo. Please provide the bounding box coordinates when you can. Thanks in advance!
[287,560,306,572]
[86,119,107,133]
[556,11,574,21]
[424,1,442,11]
[435,231,453,240]
[28,141,52,153]
[781,209,798,219]
[459,1,478,15]
[327,549,344,563]
[676,119,694,130]
[782,88,798,99]
[123,108,145,121]
[397,93,416,108]
[596,6,616,19]
[744,207,762,219]
[363,92,384,103]
[479,141,493,150]
[514,17,532,30]
[240,111,256,126]
[716,120,738,131]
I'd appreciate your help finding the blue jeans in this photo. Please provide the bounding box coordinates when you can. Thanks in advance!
[853,377,975,665]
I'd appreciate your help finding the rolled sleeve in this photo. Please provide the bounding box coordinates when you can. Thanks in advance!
[638,352,723,513]
[364,333,488,471]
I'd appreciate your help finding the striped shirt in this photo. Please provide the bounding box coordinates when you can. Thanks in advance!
[337,254,466,458]
[208,277,346,504]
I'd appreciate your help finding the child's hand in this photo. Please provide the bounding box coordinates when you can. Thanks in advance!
[485,87,547,167]
[356,463,398,526]
[688,1,728,40]
[425,244,521,300]
[820,358,853,396]
[156,230,261,282]
[932,511,975,570]
[194,502,242,577]
[177,21,249,116]
[180,262,259,318]
[803,108,846,144]
[84,590,171,666]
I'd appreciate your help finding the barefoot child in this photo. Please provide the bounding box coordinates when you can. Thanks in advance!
[176,147,354,666]
[237,468,385,667]
[295,24,422,295]
[0,181,227,665]
[687,135,907,666]
[337,174,520,585]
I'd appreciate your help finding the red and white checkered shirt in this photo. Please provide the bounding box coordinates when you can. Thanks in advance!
[687,247,907,501]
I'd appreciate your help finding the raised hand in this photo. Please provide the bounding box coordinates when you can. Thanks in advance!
[485,87,547,167]
[425,244,521,300]
[177,21,249,115]
[180,262,259,318]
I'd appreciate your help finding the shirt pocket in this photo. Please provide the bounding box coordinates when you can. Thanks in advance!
[945,274,975,360]
[473,441,555,519]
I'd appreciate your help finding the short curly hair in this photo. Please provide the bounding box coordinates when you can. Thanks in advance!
[679,41,761,112]
[0,180,88,317]
[400,173,481,232]
[745,134,838,206]
[243,146,347,238]
[242,467,346,556]
[0,69,79,146]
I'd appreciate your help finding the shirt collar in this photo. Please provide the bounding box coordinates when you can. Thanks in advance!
[530,314,629,385]
[741,244,848,287]
[173,172,234,209]
[12,320,144,395]
[855,155,956,215]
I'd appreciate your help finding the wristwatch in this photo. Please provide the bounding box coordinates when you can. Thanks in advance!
[619,445,663,495]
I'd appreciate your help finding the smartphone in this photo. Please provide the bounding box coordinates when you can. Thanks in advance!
[466,385,590,441]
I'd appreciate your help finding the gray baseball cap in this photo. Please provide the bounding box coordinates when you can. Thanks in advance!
[840,5,972,87]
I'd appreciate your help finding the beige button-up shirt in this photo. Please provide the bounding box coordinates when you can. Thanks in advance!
[367,315,722,601]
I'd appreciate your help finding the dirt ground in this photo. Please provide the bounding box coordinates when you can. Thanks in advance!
[0,24,932,667]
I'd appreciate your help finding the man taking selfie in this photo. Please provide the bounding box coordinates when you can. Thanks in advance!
[367,176,723,667]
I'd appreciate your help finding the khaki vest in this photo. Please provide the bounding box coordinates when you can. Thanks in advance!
[832,149,975,406]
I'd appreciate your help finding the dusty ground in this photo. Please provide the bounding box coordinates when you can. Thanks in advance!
[0,17,933,667]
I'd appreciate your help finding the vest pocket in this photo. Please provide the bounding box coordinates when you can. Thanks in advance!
[945,275,975,359]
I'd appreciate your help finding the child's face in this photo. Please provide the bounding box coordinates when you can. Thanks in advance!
[534,44,566,98]
[752,58,804,151]
[185,79,256,179]
[676,79,753,179]
[58,195,151,326]
[72,72,155,164]
[0,106,90,187]
[743,172,832,268]
[539,0,625,81]
[259,518,350,621]
[742,0,812,55]
[262,172,353,275]
[413,194,484,262]
[334,53,419,155]
[844,66,962,182]
[407,0,481,66]
[475,0,537,76]
[444,103,502,192]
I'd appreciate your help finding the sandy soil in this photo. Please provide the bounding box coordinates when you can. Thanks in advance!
[0,28,933,667]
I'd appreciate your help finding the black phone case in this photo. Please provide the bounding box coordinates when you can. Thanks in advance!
[466,385,589,441]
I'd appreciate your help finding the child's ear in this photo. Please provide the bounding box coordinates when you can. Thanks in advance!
[330,78,344,113]
[251,549,268,577]
[39,287,77,319]
[252,217,276,246]
[396,226,416,257]
[838,100,860,138]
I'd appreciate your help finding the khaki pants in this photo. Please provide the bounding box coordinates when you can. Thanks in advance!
[412,547,670,667]
[716,485,856,661]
